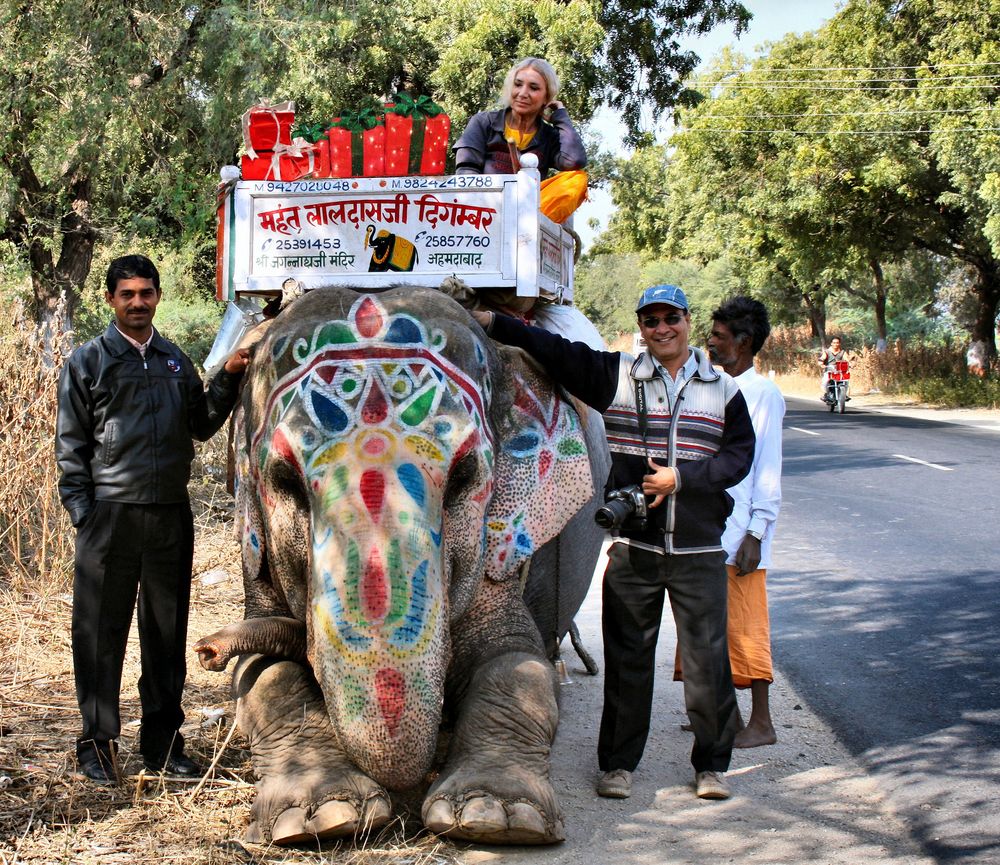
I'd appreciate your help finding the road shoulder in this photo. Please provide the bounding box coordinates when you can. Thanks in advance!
[460,543,933,865]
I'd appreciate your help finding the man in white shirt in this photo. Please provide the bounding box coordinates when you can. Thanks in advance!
[676,296,784,748]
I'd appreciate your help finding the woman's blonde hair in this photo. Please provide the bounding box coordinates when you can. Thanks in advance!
[500,57,560,108]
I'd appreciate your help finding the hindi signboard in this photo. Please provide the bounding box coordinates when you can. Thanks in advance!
[217,173,575,301]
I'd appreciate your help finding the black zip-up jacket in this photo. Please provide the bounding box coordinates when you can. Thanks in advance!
[56,323,243,527]
[486,313,755,553]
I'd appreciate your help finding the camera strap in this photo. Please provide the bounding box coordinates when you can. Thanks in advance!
[633,378,652,459]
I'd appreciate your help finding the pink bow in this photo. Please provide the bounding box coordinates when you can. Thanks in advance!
[267,137,316,181]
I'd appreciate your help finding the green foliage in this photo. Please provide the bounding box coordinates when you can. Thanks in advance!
[595,145,671,254]
[1,0,753,341]
[573,252,644,336]
[154,293,226,369]
[598,0,751,145]
[905,373,1000,409]
[595,0,1000,363]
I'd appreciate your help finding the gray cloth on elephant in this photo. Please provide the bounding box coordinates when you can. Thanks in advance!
[197,286,609,846]
[437,276,604,350]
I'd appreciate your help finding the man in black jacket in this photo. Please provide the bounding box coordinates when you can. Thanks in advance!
[471,285,754,801]
[56,254,249,784]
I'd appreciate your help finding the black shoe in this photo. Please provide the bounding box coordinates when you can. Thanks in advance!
[143,751,201,777]
[78,752,117,785]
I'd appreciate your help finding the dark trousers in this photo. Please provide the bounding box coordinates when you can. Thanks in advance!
[597,542,739,774]
[72,501,194,762]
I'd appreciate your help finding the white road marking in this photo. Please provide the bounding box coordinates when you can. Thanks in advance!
[892,454,953,472]
[789,426,821,436]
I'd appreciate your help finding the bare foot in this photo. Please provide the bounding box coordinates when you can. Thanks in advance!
[733,723,777,749]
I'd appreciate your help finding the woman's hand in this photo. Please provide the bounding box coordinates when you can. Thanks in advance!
[543,100,565,119]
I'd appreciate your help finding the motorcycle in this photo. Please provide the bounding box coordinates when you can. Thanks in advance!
[823,359,851,413]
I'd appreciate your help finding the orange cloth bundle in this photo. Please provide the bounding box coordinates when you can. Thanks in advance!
[540,170,588,223]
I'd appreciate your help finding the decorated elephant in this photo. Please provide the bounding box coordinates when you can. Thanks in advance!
[195,285,609,846]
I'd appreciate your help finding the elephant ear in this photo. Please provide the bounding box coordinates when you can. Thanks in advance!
[233,399,285,618]
[483,345,595,582]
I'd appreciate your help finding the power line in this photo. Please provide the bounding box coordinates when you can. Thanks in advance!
[696,106,1000,120]
[682,126,1000,136]
[689,81,1000,92]
[690,72,1000,87]
[716,61,1000,73]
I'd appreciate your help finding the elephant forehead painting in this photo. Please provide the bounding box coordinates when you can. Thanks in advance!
[197,286,604,847]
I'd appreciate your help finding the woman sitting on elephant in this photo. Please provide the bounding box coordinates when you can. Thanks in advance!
[452,56,588,225]
[451,57,602,349]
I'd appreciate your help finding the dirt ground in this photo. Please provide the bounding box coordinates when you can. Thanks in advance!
[0,479,937,865]
[461,539,935,865]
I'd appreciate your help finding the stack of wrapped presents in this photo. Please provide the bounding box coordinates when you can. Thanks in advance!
[239,96,451,182]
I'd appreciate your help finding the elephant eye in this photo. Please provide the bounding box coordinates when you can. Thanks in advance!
[445,451,480,501]
[269,457,309,510]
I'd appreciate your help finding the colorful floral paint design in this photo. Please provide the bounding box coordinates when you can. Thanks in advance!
[238,294,592,751]
[482,367,592,577]
[246,296,493,744]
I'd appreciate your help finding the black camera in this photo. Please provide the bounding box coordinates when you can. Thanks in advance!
[594,484,648,532]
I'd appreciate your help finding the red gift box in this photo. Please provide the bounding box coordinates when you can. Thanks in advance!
[327,119,385,177]
[384,111,450,176]
[241,100,295,156]
[309,138,331,178]
[240,140,322,181]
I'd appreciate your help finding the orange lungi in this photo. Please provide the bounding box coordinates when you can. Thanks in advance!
[673,564,772,689]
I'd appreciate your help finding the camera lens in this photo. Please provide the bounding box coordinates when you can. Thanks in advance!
[594,497,634,530]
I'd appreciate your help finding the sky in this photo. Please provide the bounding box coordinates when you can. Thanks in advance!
[575,0,843,250]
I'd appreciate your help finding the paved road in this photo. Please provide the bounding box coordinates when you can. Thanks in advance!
[772,397,1000,863]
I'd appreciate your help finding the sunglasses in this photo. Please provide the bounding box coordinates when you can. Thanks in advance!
[641,312,685,328]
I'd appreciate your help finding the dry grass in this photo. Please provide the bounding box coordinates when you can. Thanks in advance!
[0,472,461,864]
[0,300,74,596]
[0,303,459,864]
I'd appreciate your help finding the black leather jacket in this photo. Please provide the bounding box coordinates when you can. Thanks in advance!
[56,323,243,527]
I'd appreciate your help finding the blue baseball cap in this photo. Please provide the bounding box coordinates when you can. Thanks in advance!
[635,284,688,313]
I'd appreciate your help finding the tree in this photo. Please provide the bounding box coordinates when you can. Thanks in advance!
[573,252,644,336]
[598,0,751,145]
[0,1,220,350]
[616,0,1000,367]
[0,0,755,349]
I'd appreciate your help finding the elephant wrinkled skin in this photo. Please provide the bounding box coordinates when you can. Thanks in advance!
[196,286,605,846]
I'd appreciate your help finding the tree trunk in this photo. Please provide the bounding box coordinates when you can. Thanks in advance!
[870,258,888,352]
[27,179,95,360]
[967,261,999,375]
[802,286,826,344]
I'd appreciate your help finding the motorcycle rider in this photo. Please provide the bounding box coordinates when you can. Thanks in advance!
[819,336,846,402]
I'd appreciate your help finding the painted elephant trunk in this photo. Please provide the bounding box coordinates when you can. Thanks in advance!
[308,548,449,790]
[194,617,306,671]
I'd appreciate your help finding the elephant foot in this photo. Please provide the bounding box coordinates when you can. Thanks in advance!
[234,656,395,846]
[422,792,563,845]
[249,793,393,846]
[420,654,564,844]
